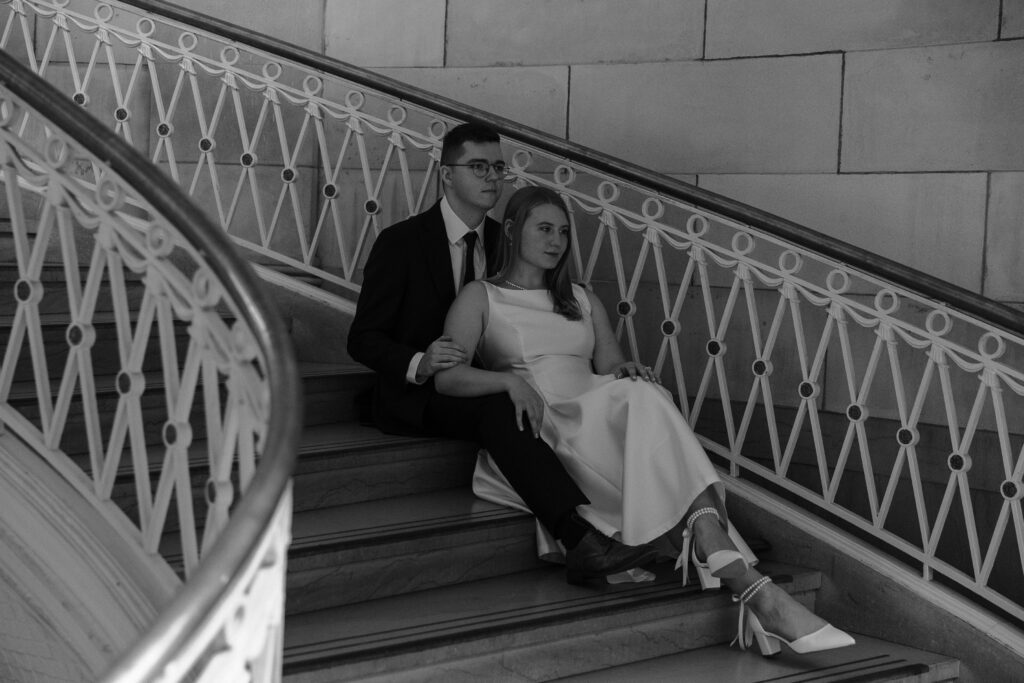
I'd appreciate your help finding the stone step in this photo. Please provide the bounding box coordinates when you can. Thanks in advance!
[556,632,960,682]
[287,422,477,511]
[129,422,476,538]
[297,362,374,427]
[281,561,821,682]
[286,487,544,614]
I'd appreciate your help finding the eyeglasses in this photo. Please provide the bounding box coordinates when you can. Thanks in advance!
[445,161,512,179]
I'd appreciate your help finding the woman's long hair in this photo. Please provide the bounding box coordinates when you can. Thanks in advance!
[493,186,581,321]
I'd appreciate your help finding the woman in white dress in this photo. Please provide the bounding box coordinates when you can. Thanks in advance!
[435,186,854,657]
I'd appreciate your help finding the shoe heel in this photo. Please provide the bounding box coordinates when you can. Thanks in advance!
[693,563,720,590]
[747,612,781,657]
[752,629,781,657]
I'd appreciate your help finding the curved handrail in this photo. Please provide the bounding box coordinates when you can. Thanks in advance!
[119,0,1024,339]
[0,48,301,680]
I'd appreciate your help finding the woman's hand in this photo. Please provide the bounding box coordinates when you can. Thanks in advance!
[505,374,545,437]
[614,360,660,383]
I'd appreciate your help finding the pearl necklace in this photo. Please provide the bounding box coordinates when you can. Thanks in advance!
[500,278,528,290]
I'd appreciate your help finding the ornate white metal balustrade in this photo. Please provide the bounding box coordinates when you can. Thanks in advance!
[4,0,1023,647]
[0,44,299,682]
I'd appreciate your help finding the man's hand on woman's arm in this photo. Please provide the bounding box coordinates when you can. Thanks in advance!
[416,335,467,382]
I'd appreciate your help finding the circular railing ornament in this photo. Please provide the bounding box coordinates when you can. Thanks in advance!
[846,403,867,422]
[14,279,42,305]
[1001,480,1023,501]
[145,224,174,258]
[206,478,234,507]
[178,32,198,52]
[221,46,240,66]
[926,310,954,337]
[66,323,95,348]
[826,270,851,294]
[979,332,1006,360]
[554,164,575,186]
[686,214,709,238]
[263,62,283,81]
[345,90,365,110]
[874,289,900,315]
[163,420,193,448]
[597,181,620,204]
[44,136,71,169]
[948,453,972,473]
[896,426,919,447]
[641,197,665,221]
[387,106,408,125]
[96,174,124,212]
[116,371,145,397]
[798,381,819,400]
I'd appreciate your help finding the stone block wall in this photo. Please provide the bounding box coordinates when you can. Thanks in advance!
[178,0,1024,306]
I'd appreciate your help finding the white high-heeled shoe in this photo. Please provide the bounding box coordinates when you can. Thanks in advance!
[732,576,856,656]
[675,507,747,589]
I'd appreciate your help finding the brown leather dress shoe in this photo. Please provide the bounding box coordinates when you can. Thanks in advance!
[565,529,660,586]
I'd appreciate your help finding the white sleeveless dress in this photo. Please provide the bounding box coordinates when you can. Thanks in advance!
[471,282,743,565]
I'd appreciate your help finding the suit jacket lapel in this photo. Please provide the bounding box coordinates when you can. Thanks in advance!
[422,203,457,304]
[483,217,500,277]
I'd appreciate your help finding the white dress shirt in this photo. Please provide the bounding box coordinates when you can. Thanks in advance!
[406,195,486,384]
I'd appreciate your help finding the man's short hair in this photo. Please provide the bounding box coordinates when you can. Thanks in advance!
[441,122,501,165]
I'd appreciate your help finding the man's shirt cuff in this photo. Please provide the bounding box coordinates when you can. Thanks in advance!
[406,352,426,384]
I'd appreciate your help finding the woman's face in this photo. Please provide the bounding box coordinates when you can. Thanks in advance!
[516,203,570,272]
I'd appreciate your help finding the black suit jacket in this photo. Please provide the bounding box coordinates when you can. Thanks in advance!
[347,200,500,434]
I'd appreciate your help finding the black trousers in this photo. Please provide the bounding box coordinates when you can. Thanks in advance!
[423,391,589,534]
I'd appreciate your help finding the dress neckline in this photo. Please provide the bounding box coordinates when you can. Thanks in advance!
[487,280,546,292]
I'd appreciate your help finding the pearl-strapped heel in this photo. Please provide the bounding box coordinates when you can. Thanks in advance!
[731,576,856,657]
[675,507,748,589]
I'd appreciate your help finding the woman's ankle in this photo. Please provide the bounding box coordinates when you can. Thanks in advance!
[748,583,827,642]
[692,516,733,559]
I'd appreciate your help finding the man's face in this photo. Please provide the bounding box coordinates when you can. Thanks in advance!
[443,140,504,214]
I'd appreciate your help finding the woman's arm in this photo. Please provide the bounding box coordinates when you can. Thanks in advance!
[587,289,628,375]
[587,289,658,382]
[434,282,545,436]
[433,281,503,396]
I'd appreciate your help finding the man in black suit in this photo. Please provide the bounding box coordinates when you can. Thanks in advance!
[347,122,657,584]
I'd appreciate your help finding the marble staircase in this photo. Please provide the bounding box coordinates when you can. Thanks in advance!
[274,360,960,682]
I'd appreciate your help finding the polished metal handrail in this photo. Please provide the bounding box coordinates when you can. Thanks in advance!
[0,46,300,681]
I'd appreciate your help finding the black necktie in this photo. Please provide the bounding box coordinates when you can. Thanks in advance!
[462,231,478,286]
